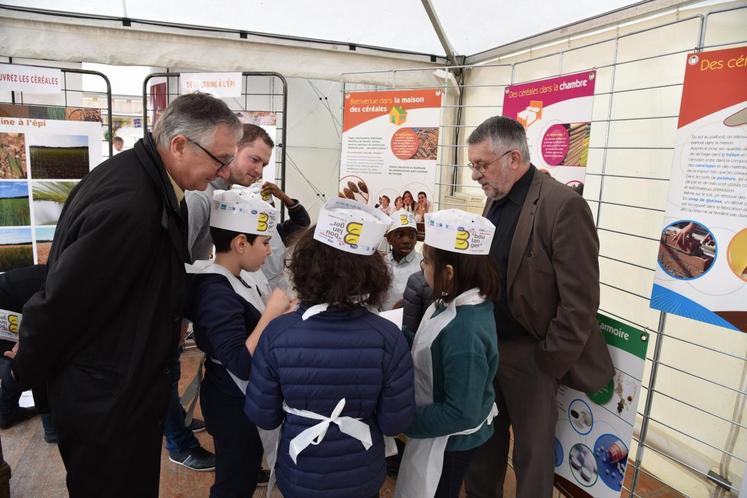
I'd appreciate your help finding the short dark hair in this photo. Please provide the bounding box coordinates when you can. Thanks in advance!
[112,136,124,145]
[289,227,391,310]
[467,116,530,162]
[424,244,500,303]
[418,191,427,197]
[239,124,274,149]
[210,227,259,253]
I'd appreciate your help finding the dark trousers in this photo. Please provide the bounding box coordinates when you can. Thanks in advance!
[163,347,199,454]
[464,338,559,498]
[58,426,162,498]
[201,378,262,498]
[435,447,477,498]
[0,340,49,415]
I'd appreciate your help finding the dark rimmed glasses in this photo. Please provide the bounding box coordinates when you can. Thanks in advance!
[186,137,232,173]
[467,149,513,174]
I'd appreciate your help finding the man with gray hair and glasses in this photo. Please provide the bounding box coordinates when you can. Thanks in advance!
[2,93,241,497]
[463,116,613,497]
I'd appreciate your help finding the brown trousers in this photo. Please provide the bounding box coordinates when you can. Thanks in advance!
[465,338,559,498]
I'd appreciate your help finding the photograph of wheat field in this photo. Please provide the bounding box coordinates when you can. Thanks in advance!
[0,227,33,271]
[0,181,31,226]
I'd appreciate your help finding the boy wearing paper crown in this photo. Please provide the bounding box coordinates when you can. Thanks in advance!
[394,209,500,498]
[381,209,423,311]
[245,198,415,498]
[184,190,292,498]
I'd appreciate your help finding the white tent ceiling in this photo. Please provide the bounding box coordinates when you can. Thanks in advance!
[3,0,660,57]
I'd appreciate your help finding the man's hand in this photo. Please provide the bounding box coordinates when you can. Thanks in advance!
[3,342,18,360]
[671,222,695,249]
[262,182,293,207]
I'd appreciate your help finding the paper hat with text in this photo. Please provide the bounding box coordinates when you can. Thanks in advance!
[210,189,278,235]
[387,209,417,234]
[314,198,390,255]
[424,209,496,255]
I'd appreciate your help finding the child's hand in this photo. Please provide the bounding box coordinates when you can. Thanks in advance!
[266,289,292,317]
[262,182,293,206]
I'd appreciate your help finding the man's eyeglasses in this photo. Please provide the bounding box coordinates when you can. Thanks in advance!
[186,137,232,172]
[467,149,513,174]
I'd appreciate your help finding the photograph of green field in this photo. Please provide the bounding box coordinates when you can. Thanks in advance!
[32,181,76,225]
[0,227,33,271]
[29,134,89,179]
[0,181,31,226]
[34,226,55,264]
[0,132,27,179]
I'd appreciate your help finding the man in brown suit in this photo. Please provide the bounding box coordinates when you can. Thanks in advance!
[464,116,613,497]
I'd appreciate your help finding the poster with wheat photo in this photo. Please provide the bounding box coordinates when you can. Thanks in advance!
[0,105,101,268]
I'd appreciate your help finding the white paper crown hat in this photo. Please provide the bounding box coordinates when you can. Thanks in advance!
[314,198,391,255]
[239,182,274,204]
[387,209,417,234]
[210,189,278,235]
[424,209,496,255]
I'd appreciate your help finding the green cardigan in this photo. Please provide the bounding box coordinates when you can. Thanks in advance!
[404,300,499,451]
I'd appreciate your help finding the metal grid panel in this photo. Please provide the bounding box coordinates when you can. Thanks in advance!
[343,4,747,496]
[142,72,288,202]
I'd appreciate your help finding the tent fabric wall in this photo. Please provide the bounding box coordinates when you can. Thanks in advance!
[0,12,441,87]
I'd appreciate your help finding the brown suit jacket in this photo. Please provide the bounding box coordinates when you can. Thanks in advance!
[484,169,614,392]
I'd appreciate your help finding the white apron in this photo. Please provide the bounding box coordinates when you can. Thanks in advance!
[191,262,282,496]
[394,288,498,498]
[258,304,397,497]
[261,228,289,291]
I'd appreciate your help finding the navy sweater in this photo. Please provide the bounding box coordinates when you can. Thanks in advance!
[245,305,415,498]
[185,273,260,397]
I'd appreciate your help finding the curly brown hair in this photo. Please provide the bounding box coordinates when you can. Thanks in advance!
[288,226,391,310]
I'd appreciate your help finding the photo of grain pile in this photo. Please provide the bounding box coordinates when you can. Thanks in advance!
[0,227,33,271]
[0,133,27,179]
[562,122,590,167]
[32,181,76,225]
[0,181,31,226]
[411,127,439,160]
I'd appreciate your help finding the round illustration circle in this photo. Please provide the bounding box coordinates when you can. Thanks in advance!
[594,434,628,491]
[727,228,747,282]
[390,128,419,160]
[569,443,598,487]
[565,180,584,196]
[554,438,564,467]
[657,220,717,280]
[338,175,370,205]
[541,124,570,166]
[587,377,614,406]
[568,399,594,435]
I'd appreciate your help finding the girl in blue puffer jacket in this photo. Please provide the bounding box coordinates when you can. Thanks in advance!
[245,198,416,498]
